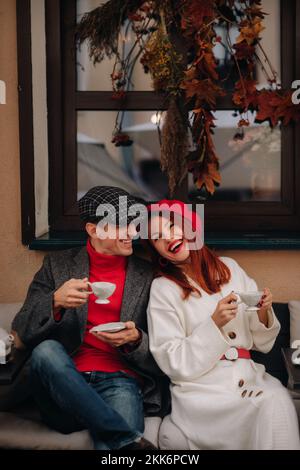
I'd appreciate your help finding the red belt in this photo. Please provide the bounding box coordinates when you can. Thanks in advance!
[221,348,251,361]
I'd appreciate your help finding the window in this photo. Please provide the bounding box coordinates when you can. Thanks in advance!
[77,111,169,201]
[188,111,282,204]
[17,0,300,246]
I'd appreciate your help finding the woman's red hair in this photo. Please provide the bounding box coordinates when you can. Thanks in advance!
[144,212,231,299]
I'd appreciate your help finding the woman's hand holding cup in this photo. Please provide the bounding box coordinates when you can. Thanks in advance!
[257,287,273,311]
[212,292,239,329]
[256,287,273,327]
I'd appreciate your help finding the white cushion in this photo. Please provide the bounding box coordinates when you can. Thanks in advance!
[288,301,300,347]
[0,412,94,450]
[0,303,23,332]
[144,416,162,447]
[0,411,160,450]
[159,415,190,450]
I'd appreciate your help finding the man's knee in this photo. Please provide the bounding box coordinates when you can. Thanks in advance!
[31,340,67,372]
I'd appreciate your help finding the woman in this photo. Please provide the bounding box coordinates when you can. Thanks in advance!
[146,199,300,450]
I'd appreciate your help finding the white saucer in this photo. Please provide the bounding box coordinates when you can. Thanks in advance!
[95,299,110,304]
[90,322,126,333]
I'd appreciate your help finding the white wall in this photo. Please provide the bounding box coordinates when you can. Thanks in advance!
[258,0,281,85]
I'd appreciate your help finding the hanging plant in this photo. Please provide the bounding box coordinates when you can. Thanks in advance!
[140,24,184,92]
[77,0,300,196]
[160,96,190,195]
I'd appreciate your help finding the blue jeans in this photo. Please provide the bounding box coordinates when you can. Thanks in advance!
[30,340,144,450]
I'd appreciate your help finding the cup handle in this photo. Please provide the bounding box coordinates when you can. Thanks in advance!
[291,340,300,349]
[86,281,93,294]
[292,348,300,365]
[233,292,242,305]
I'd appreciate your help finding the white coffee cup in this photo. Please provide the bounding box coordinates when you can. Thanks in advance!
[0,328,14,365]
[234,291,263,311]
[291,340,300,365]
[87,282,116,304]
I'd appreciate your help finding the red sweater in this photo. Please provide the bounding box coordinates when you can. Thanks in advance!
[72,240,139,379]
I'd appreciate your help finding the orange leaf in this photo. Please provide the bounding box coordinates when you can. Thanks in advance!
[233,79,258,110]
[181,78,225,107]
[236,19,265,45]
[196,163,221,195]
[254,90,300,127]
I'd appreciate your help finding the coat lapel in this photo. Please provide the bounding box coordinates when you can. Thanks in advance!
[72,246,89,279]
[120,256,148,322]
[72,247,90,333]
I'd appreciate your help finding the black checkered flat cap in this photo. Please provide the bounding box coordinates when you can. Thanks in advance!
[78,186,143,226]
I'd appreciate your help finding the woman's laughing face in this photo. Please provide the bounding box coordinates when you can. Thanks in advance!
[148,214,190,264]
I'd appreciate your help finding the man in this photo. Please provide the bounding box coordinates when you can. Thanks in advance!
[12,186,169,450]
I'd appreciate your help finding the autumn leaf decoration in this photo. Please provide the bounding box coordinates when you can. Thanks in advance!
[179,0,225,194]
[232,1,300,128]
[77,0,300,196]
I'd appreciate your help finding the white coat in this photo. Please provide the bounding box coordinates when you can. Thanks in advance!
[147,257,300,450]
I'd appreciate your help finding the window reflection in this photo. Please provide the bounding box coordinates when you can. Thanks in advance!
[76,0,152,91]
[77,0,280,92]
[188,111,281,202]
[77,111,168,201]
[78,110,281,203]
[213,0,281,90]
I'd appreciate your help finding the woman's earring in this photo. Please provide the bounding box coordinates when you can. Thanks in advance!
[159,257,169,268]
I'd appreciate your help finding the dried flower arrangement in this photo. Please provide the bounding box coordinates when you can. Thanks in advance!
[77,0,300,196]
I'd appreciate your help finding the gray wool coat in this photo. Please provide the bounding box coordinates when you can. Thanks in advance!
[12,246,170,417]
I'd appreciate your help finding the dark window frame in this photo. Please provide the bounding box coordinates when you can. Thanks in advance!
[17,0,36,244]
[17,0,300,246]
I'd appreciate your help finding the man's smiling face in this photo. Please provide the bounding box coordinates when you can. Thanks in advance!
[86,222,138,256]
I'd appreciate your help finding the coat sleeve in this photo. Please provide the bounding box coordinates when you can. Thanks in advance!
[147,280,231,382]
[232,259,281,354]
[11,255,60,348]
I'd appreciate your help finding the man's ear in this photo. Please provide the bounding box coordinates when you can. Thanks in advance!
[85,223,97,239]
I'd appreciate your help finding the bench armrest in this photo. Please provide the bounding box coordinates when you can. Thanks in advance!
[281,348,300,393]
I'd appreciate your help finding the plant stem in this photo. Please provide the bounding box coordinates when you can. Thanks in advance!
[256,41,278,82]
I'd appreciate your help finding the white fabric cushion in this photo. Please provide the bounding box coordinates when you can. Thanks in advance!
[143,417,162,447]
[159,415,190,450]
[0,412,94,450]
[0,303,23,332]
[288,301,300,347]
[0,412,160,450]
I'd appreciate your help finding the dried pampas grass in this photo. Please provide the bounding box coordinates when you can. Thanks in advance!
[76,0,146,63]
[161,97,190,195]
